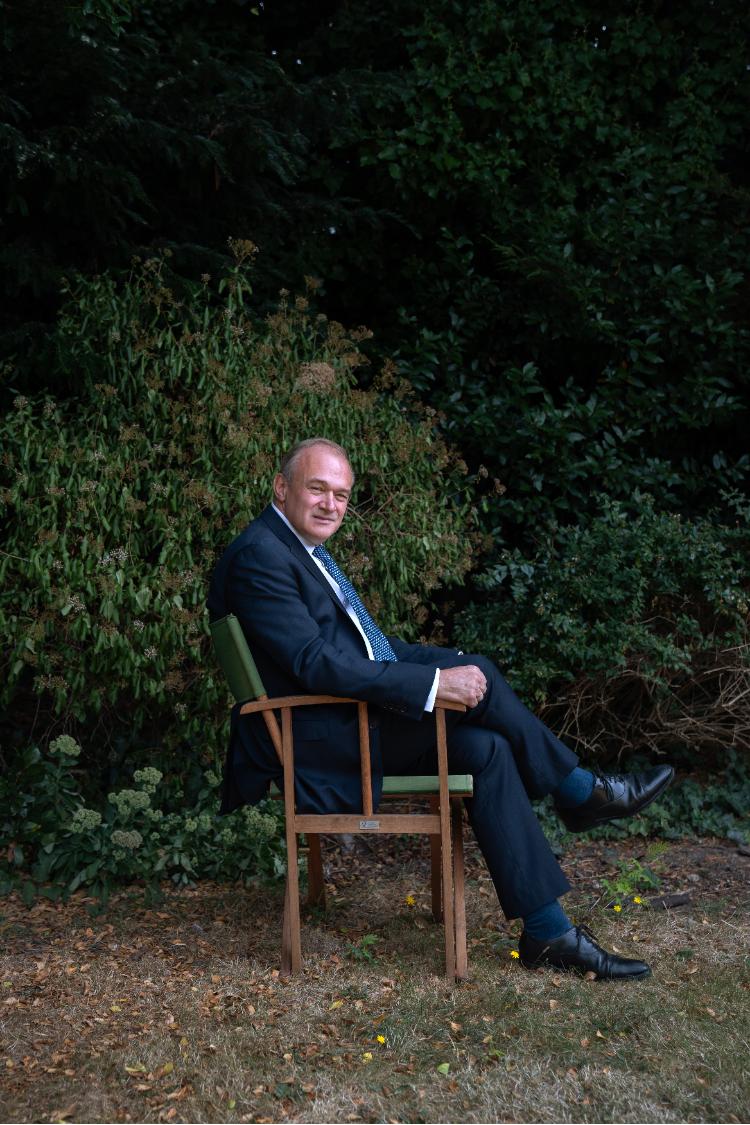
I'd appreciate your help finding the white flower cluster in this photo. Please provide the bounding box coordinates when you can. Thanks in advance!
[111,829,143,850]
[69,807,102,833]
[133,767,163,794]
[109,788,151,817]
[100,546,128,567]
[65,594,87,614]
[49,734,81,757]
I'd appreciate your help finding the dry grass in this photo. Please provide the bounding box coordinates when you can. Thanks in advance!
[540,645,750,761]
[1,836,749,1124]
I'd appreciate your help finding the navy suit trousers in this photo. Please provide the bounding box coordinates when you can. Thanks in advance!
[379,652,579,919]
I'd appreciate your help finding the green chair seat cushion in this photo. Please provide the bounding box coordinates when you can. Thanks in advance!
[382,774,473,795]
[269,774,472,799]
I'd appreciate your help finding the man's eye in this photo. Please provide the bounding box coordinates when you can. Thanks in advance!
[335,494,349,502]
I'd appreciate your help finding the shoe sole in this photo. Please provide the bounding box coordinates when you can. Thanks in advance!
[562,766,675,833]
[519,958,652,981]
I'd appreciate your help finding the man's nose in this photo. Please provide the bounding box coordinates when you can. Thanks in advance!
[319,491,336,509]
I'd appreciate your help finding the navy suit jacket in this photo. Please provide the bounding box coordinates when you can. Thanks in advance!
[207,506,438,814]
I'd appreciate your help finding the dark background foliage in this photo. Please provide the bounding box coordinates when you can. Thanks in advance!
[1,0,749,894]
[4,0,749,520]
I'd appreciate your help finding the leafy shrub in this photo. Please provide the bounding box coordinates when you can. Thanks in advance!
[458,493,750,763]
[0,250,475,768]
[0,736,284,904]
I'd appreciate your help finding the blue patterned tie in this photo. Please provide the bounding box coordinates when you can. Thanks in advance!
[313,545,398,662]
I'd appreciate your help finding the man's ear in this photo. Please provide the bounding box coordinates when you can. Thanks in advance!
[273,472,287,508]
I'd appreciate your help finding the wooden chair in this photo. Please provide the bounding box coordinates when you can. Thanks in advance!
[210,613,471,980]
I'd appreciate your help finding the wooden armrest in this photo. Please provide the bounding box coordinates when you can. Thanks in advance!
[249,691,466,808]
[239,694,359,715]
[240,695,467,716]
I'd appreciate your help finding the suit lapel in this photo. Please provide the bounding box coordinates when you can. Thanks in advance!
[258,505,353,622]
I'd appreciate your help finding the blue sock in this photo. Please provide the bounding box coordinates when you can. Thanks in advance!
[522,900,572,942]
[554,766,595,808]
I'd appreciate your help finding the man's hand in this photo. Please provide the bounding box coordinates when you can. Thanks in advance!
[436,665,487,709]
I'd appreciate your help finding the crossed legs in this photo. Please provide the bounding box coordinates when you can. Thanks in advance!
[379,651,578,919]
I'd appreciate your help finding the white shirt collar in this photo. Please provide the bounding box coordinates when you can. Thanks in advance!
[272,503,318,553]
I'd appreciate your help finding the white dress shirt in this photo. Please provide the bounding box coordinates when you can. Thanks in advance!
[272,504,439,712]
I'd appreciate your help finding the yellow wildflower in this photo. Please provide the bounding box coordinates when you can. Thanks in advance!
[405,894,416,907]
[376,1035,386,1045]
[362,1051,373,1062]
[510,950,520,959]
[633,896,642,904]
[613,904,622,913]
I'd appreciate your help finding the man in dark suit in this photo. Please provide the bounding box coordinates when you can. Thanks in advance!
[207,438,673,980]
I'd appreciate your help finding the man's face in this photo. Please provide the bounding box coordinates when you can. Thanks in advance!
[273,445,353,545]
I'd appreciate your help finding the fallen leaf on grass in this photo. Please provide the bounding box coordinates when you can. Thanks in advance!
[436,1062,450,1075]
[166,1083,191,1100]
[49,1107,76,1123]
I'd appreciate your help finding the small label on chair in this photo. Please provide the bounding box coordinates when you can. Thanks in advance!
[359,819,380,830]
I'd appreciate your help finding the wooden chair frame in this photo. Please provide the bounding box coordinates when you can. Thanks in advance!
[240,693,469,981]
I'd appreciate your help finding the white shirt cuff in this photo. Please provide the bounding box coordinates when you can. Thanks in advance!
[424,669,440,713]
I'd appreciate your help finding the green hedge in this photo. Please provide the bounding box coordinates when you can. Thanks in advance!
[459,493,750,764]
[1,252,475,758]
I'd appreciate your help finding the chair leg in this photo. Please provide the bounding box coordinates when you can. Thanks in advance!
[429,796,443,922]
[306,834,326,907]
[451,799,468,981]
[439,811,457,982]
[281,830,302,975]
[281,875,293,975]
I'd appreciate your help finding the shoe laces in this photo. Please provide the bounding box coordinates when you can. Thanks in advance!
[592,770,622,802]
[576,923,601,948]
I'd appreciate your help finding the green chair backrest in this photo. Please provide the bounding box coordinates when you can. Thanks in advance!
[210,614,266,703]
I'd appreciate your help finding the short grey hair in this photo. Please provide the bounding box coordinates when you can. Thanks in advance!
[280,438,354,483]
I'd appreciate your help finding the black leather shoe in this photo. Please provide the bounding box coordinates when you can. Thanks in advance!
[556,765,674,833]
[519,924,651,980]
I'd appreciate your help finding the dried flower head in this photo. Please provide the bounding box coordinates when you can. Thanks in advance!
[295,362,337,392]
